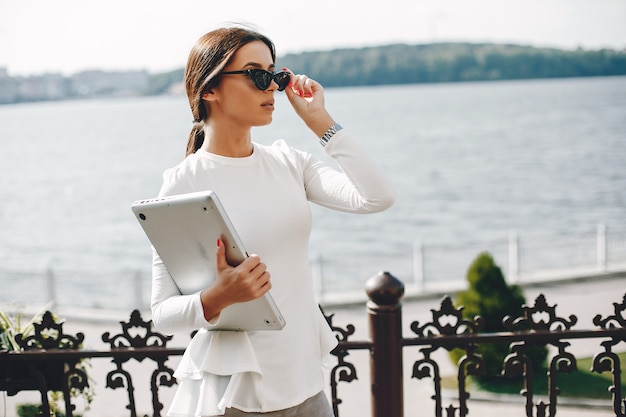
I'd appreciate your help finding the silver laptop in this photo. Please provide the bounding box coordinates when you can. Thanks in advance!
[131,190,285,331]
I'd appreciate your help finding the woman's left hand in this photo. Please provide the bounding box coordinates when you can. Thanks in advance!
[283,68,337,138]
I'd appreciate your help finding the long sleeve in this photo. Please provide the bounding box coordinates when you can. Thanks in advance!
[303,130,396,212]
[151,248,210,334]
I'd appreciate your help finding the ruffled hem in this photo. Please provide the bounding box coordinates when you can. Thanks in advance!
[168,310,338,416]
[174,329,262,377]
[168,329,262,416]
[168,372,262,416]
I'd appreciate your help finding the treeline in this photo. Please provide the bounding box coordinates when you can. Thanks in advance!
[275,43,626,88]
[145,43,626,94]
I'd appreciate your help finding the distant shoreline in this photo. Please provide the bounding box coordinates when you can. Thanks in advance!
[2,42,625,105]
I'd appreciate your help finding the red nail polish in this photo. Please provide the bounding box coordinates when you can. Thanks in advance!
[216,239,221,247]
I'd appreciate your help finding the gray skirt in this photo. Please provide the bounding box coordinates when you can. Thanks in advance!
[223,391,334,417]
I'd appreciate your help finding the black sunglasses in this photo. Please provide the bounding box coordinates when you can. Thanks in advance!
[220,69,291,91]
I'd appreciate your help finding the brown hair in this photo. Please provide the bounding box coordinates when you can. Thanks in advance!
[184,26,277,156]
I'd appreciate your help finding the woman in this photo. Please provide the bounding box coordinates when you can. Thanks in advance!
[150,26,395,416]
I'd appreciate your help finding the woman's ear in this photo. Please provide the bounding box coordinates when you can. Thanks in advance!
[200,88,217,101]
[201,89,215,101]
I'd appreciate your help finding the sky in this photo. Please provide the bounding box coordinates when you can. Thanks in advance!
[1,0,625,77]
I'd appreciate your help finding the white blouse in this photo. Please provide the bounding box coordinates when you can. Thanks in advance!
[150,130,395,415]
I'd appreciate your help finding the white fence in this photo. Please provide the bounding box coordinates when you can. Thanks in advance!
[312,223,626,303]
[2,224,625,310]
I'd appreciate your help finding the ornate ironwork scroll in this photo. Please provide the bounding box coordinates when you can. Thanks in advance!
[592,293,626,416]
[15,310,89,417]
[323,309,359,417]
[16,311,84,351]
[102,309,176,417]
[409,296,485,417]
[502,294,578,417]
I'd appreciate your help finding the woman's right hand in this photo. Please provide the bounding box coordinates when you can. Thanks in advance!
[200,238,272,322]
[283,68,336,138]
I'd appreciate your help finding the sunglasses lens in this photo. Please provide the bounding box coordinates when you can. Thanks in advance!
[249,70,271,90]
[274,72,291,91]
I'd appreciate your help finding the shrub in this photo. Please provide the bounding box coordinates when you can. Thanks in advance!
[16,404,39,417]
[450,252,548,377]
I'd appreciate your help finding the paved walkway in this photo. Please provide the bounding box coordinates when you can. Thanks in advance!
[2,274,624,417]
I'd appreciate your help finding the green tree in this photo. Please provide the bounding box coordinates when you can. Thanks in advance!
[450,252,547,378]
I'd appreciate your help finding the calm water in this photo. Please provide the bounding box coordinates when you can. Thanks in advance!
[1,76,625,309]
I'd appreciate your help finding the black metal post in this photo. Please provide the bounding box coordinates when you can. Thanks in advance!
[366,271,405,417]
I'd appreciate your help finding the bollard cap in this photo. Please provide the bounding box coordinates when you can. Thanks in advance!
[365,271,405,306]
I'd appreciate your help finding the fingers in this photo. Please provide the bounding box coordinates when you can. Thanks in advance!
[282,68,333,133]
[215,238,228,271]
[214,239,271,303]
[291,76,315,98]
[283,67,317,99]
[241,254,272,294]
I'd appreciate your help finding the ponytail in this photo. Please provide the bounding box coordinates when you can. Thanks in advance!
[186,120,205,157]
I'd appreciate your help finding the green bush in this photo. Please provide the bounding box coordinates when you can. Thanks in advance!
[450,252,548,377]
[17,402,81,417]
[17,404,40,417]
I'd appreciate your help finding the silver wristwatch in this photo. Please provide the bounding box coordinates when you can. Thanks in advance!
[319,123,343,147]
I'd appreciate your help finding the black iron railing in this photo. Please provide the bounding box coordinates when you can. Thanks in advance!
[326,272,626,417]
[1,272,625,417]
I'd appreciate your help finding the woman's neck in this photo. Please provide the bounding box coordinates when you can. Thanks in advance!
[200,124,253,157]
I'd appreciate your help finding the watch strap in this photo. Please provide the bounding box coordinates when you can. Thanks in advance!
[319,123,343,147]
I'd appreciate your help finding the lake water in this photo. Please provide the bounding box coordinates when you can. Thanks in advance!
[1,76,625,309]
